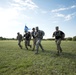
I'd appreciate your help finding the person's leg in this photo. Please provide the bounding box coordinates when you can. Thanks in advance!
[32,39,36,51]
[28,40,31,48]
[35,39,40,54]
[56,39,61,55]
[60,46,62,53]
[59,39,62,53]
[55,39,60,55]
[39,39,44,52]
[18,40,22,49]
[25,40,28,50]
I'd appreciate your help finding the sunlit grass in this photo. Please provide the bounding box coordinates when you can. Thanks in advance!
[0,40,76,75]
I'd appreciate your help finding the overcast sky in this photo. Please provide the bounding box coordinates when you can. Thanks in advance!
[0,0,76,38]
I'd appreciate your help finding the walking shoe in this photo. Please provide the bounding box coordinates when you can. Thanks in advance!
[26,47,28,50]
[42,49,44,52]
[32,49,34,51]
[56,53,60,56]
[60,49,62,53]
[20,46,22,49]
[35,52,38,54]
[30,45,32,48]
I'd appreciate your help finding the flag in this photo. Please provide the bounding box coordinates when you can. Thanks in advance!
[24,25,30,32]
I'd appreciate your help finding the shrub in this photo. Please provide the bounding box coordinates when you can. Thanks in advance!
[66,37,72,41]
[72,36,76,41]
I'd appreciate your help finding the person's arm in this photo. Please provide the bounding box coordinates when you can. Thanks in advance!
[35,32,38,37]
[31,32,35,38]
[23,34,26,40]
[17,36,18,40]
[29,33,31,40]
[52,32,55,37]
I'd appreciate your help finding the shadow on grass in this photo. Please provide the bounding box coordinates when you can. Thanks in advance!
[61,52,76,60]
[40,49,56,57]
[22,48,76,62]
[42,49,76,61]
[22,48,32,51]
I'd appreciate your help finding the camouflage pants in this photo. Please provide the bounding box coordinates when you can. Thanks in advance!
[18,40,22,49]
[35,38,44,53]
[25,40,31,49]
[55,39,62,54]
[32,38,36,50]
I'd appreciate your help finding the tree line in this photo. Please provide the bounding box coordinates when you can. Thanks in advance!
[0,36,76,41]
[66,36,76,41]
[47,36,76,41]
[0,37,16,40]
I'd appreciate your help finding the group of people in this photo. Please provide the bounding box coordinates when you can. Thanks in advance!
[17,26,65,55]
[17,26,45,54]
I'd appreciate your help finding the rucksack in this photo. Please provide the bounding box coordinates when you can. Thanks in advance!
[54,31,65,40]
[61,32,65,40]
[40,30,45,39]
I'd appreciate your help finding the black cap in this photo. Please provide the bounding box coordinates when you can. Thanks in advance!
[17,32,19,34]
[32,28,35,30]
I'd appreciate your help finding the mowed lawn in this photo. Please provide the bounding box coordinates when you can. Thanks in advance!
[0,40,76,75]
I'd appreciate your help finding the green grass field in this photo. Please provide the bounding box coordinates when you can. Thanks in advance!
[0,40,76,75]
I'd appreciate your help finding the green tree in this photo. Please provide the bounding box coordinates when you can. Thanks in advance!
[72,36,76,41]
[66,37,72,41]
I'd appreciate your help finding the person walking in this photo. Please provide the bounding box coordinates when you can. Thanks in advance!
[35,27,45,54]
[52,26,65,55]
[17,32,23,49]
[31,28,36,51]
[24,32,31,50]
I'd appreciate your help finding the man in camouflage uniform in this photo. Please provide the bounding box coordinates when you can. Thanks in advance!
[24,32,31,50]
[35,27,45,54]
[17,32,23,49]
[31,28,36,51]
[52,26,65,55]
